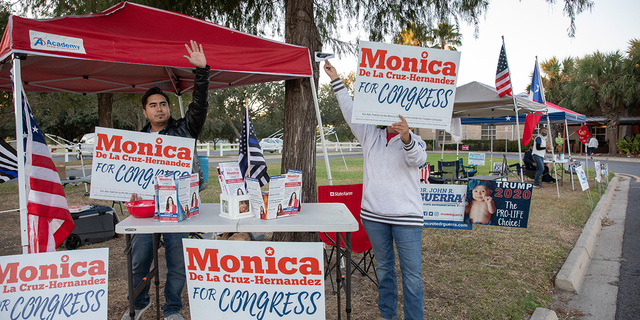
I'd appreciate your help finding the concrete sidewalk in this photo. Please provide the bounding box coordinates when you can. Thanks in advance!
[531,175,629,319]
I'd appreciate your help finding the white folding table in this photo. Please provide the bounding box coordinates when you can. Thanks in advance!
[116,202,359,320]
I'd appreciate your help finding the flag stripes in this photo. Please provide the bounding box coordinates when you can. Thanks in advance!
[495,43,513,98]
[0,139,17,183]
[238,108,270,187]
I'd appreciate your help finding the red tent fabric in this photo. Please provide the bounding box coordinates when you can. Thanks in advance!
[0,2,312,94]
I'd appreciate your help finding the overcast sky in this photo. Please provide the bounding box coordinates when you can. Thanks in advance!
[319,0,640,94]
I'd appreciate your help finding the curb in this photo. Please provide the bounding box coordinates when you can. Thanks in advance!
[530,307,558,320]
[554,175,620,293]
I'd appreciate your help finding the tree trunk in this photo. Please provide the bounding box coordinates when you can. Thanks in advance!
[272,0,322,243]
[97,93,113,128]
[601,102,620,155]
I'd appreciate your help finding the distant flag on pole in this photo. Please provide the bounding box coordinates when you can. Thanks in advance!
[530,57,546,104]
[495,43,513,98]
[576,124,592,144]
[0,139,18,183]
[19,89,74,253]
[238,108,270,186]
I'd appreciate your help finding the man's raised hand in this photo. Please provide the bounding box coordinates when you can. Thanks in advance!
[184,40,206,68]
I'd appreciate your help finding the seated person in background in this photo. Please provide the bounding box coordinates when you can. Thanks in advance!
[523,146,556,183]
[465,180,496,224]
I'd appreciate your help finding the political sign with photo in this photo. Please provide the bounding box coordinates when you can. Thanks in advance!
[468,153,486,166]
[89,127,194,201]
[183,239,325,319]
[353,41,461,129]
[465,179,533,228]
[421,184,471,230]
[0,248,109,320]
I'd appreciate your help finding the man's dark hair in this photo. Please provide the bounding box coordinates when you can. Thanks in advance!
[142,87,170,109]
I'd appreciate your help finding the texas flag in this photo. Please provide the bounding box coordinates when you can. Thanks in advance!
[530,60,546,104]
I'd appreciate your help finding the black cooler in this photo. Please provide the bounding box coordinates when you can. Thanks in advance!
[63,205,119,250]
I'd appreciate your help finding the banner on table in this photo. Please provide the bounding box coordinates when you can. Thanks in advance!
[353,41,461,129]
[183,239,325,319]
[465,179,533,228]
[468,153,485,166]
[576,165,589,191]
[0,248,109,320]
[421,184,471,230]
[89,127,194,201]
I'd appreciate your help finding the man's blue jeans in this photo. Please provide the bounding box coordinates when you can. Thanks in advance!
[131,233,189,317]
[362,219,424,320]
[533,154,545,185]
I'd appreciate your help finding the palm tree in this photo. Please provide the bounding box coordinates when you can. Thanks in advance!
[392,22,430,47]
[426,22,463,51]
[566,51,635,154]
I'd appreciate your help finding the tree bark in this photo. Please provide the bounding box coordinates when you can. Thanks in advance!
[601,102,620,155]
[97,93,113,128]
[272,0,322,243]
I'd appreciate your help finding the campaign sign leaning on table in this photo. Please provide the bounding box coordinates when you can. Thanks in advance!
[182,239,325,319]
[89,127,194,202]
[421,184,472,230]
[0,248,109,320]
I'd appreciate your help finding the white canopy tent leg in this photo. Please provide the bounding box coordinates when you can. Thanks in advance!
[565,119,575,190]
[13,56,29,254]
[490,127,493,170]
[178,95,185,118]
[513,104,524,181]
[310,76,333,185]
[546,114,559,198]
[440,131,445,160]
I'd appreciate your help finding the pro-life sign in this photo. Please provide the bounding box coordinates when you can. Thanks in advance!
[183,239,325,319]
[353,41,461,129]
[89,127,194,201]
[0,248,109,320]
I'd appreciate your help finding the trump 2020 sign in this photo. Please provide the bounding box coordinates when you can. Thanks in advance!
[353,41,461,129]
[183,239,325,319]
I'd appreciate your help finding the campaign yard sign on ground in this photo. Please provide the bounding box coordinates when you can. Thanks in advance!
[468,153,485,166]
[353,41,461,129]
[0,248,109,320]
[465,179,533,228]
[183,239,325,319]
[89,127,195,201]
[421,184,471,230]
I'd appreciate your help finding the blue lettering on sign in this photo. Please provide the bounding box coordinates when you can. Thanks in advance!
[377,83,454,111]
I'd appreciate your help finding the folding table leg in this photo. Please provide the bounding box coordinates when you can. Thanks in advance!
[126,234,135,320]
[336,233,341,320]
[346,232,352,320]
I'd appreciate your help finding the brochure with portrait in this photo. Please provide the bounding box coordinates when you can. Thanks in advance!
[218,162,246,195]
[245,177,267,219]
[283,169,302,215]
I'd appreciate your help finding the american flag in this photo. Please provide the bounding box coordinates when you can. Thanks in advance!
[495,43,513,98]
[0,139,18,183]
[238,108,269,186]
[20,89,74,253]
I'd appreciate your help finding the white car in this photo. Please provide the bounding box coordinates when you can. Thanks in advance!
[259,138,283,153]
[76,133,95,159]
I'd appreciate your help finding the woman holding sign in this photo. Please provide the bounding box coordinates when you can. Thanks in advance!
[325,61,428,320]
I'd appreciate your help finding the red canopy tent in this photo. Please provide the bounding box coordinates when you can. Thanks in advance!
[0,1,313,94]
[0,2,334,254]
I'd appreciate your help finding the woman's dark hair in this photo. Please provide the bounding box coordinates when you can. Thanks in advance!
[288,192,297,206]
[165,196,173,211]
[142,87,170,109]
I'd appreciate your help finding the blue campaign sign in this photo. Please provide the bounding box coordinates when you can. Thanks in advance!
[421,184,472,230]
[464,179,533,228]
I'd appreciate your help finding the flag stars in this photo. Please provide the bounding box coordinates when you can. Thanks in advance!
[32,126,39,133]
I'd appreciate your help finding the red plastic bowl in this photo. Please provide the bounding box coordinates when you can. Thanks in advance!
[124,200,155,218]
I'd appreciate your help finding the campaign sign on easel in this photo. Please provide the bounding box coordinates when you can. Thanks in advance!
[89,127,194,201]
[183,239,325,319]
[0,248,109,320]
[421,184,471,230]
[353,41,461,129]
[465,179,533,228]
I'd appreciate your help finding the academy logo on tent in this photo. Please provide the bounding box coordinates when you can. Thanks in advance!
[29,30,86,54]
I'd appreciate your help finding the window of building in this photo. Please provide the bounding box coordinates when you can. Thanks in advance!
[593,126,606,143]
[436,130,452,143]
[481,125,496,140]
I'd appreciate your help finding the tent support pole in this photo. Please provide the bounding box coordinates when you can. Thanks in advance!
[513,102,524,181]
[546,113,559,198]
[565,119,575,190]
[309,76,332,185]
[13,56,29,254]
[178,95,185,118]
[440,131,445,160]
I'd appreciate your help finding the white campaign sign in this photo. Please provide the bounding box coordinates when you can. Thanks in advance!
[183,239,325,319]
[0,248,109,320]
[353,41,461,129]
[468,153,486,166]
[89,127,195,201]
[576,165,590,191]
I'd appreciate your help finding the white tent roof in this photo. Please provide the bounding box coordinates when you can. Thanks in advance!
[453,81,547,118]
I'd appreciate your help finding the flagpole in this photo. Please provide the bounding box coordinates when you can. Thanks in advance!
[502,37,524,181]
[536,56,560,198]
[13,55,29,254]
[309,76,333,185]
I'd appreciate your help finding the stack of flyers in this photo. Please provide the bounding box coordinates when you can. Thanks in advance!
[217,162,246,195]
[283,169,302,215]
[245,177,266,219]
[261,169,303,219]
[188,173,200,219]
[154,175,188,222]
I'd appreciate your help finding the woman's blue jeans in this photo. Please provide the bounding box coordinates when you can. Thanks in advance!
[362,219,424,320]
[533,154,545,185]
[131,233,189,317]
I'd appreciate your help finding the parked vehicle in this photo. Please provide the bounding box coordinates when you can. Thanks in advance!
[76,133,95,159]
[259,138,283,153]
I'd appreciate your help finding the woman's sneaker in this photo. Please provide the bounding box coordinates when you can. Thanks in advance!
[121,302,151,320]
[533,184,541,189]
